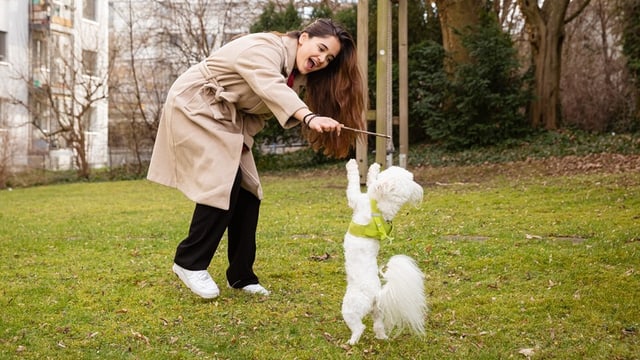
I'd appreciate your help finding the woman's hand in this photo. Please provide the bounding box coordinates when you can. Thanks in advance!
[295,110,343,134]
[307,115,342,135]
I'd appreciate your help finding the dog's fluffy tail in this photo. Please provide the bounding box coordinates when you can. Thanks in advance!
[378,255,427,336]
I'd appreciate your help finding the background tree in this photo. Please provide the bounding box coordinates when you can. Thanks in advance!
[413,9,531,149]
[408,41,448,143]
[516,0,592,129]
[561,0,635,132]
[155,0,239,68]
[491,0,520,33]
[310,1,334,20]
[12,38,109,179]
[250,1,302,33]
[109,0,175,175]
[433,0,485,77]
[622,0,640,124]
[0,113,14,188]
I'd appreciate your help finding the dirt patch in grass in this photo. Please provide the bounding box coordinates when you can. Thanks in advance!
[265,153,640,190]
[413,153,640,186]
[441,235,490,242]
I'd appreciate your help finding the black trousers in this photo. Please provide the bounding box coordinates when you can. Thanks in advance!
[174,169,261,288]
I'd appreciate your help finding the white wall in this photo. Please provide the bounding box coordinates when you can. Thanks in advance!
[0,0,31,169]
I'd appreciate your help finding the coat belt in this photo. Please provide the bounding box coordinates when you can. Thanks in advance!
[197,61,240,124]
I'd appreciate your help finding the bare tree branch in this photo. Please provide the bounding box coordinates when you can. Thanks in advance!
[565,0,593,24]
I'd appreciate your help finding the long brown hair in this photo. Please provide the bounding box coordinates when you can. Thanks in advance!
[288,19,365,158]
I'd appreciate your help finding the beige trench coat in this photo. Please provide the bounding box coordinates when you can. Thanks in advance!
[147,33,308,209]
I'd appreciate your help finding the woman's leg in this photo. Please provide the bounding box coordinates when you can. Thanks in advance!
[174,170,242,270]
[226,187,261,288]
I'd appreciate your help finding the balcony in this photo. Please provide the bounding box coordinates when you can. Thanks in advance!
[30,1,74,31]
[30,3,51,31]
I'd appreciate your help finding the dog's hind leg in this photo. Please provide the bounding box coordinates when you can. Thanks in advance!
[342,292,370,345]
[372,298,388,340]
[342,311,366,345]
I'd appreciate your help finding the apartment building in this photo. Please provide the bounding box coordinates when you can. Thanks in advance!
[0,0,109,172]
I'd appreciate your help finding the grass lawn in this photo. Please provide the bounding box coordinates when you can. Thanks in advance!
[0,164,638,359]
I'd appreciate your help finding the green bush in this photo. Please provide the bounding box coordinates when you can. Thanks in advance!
[249,1,301,33]
[408,41,449,143]
[414,12,532,149]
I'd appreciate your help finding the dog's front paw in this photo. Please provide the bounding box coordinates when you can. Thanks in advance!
[346,158,358,172]
[366,163,381,186]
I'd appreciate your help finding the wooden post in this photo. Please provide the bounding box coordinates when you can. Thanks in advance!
[376,0,391,167]
[356,0,369,184]
[398,0,408,168]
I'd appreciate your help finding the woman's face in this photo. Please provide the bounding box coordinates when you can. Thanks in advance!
[295,33,341,75]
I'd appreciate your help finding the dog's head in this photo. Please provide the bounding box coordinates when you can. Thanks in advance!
[367,166,423,221]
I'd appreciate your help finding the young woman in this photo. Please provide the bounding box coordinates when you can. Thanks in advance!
[147,19,365,298]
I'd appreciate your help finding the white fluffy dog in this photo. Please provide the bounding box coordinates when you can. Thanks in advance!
[341,159,427,345]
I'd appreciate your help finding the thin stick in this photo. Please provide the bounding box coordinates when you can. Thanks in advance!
[342,126,391,139]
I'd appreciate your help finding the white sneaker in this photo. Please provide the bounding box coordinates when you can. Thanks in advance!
[172,263,220,299]
[242,284,270,296]
[229,283,270,296]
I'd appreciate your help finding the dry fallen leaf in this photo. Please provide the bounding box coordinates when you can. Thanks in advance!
[624,268,635,276]
[131,330,150,345]
[310,253,331,261]
[518,347,535,358]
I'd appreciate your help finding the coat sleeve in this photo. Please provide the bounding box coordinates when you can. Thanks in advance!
[233,40,307,128]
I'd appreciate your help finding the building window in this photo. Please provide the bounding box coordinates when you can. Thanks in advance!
[82,50,98,76]
[83,0,96,21]
[0,31,7,62]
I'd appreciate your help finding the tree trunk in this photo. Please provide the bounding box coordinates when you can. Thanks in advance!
[435,0,485,77]
[517,0,591,129]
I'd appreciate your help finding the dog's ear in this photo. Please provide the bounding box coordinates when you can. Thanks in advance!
[407,180,424,205]
[369,178,394,201]
[371,176,423,205]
